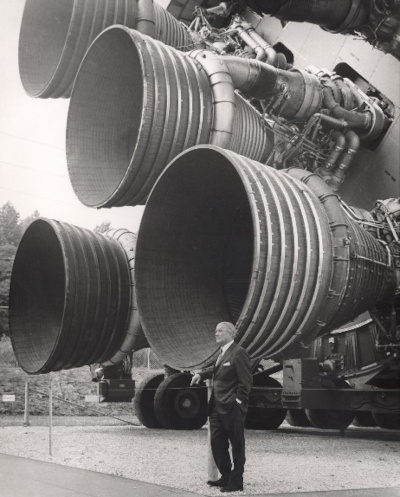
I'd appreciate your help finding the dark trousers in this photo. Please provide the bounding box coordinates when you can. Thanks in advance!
[209,404,246,486]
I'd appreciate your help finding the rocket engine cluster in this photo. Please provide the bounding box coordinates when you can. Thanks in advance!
[9,0,400,406]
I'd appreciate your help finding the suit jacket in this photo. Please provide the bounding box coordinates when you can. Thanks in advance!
[200,342,253,415]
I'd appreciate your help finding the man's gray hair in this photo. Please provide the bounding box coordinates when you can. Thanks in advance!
[216,321,237,337]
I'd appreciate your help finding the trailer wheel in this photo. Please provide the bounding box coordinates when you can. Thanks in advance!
[305,378,355,430]
[245,376,287,430]
[372,412,400,430]
[286,409,312,427]
[154,373,207,430]
[305,409,355,430]
[353,412,377,427]
[133,373,164,428]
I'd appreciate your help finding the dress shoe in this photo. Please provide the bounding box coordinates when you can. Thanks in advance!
[220,483,243,492]
[207,477,229,487]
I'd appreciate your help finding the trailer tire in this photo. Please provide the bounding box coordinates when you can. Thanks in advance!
[353,412,377,427]
[134,373,164,428]
[245,376,287,430]
[154,373,207,430]
[372,412,400,430]
[286,409,312,427]
[305,408,355,430]
[305,378,355,430]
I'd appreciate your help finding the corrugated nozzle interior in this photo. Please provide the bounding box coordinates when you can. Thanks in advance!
[135,147,255,370]
[9,219,66,374]
[67,27,144,207]
[18,0,75,97]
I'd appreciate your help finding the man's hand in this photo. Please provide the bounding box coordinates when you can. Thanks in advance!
[190,373,201,386]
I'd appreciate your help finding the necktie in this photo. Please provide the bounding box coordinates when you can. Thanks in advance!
[216,348,223,365]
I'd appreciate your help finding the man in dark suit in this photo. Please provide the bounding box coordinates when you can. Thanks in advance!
[191,321,253,492]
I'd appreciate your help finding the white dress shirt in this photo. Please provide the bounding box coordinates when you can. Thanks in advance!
[219,340,234,356]
[217,340,242,404]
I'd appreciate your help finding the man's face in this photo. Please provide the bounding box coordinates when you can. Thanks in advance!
[215,326,233,345]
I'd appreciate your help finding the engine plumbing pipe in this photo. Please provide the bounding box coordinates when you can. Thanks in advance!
[18,0,192,98]
[236,24,267,60]
[9,219,146,375]
[134,146,396,371]
[205,2,231,16]
[322,87,372,133]
[220,55,322,119]
[136,0,155,36]
[316,130,347,179]
[247,26,280,66]
[328,129,360,191]
[231,19,278,65]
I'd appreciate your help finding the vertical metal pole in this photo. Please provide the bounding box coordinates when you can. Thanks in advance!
[206,379,218,481]
[49,377,53,457]
[23,380,30,427]
[147,348,151,370]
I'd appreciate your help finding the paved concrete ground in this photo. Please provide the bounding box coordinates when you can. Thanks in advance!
[1,454,399,497]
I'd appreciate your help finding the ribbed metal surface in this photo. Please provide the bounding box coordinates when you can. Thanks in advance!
[287,169,395,337]
[101,228,149,365]
[153,1,192,49]
[230,94,273,160]
[18,0,192,98]
[9,219,132,374]
[67,27,274,208]
[330,217,390,325]
[135,146,397,371]
[231,156,333,360]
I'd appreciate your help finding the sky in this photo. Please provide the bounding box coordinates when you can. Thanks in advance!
[0,0,144,233]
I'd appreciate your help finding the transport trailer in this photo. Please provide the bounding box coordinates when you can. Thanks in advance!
[90,315,400,431]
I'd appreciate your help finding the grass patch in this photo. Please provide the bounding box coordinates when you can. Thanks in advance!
[0,338,162,417]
